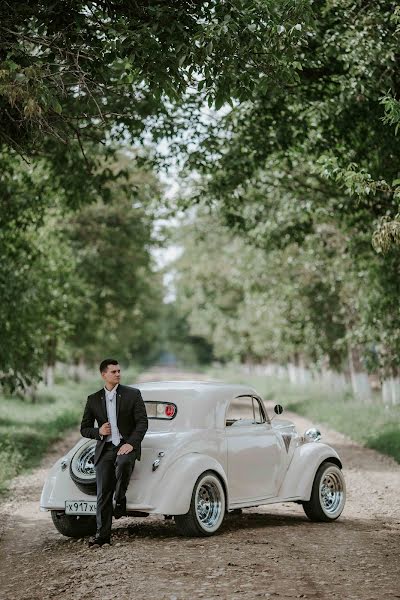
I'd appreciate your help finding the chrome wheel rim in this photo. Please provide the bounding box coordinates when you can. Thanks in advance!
[195,477,224,531]
[319,467,345,518]
[71,442,96,478]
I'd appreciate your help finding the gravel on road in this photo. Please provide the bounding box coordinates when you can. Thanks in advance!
[0,374,399,600]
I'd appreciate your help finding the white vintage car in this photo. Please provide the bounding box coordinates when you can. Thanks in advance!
[40,381,346,538]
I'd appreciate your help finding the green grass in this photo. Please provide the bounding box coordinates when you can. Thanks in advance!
[0,364,140,496]
[207,365,400,464]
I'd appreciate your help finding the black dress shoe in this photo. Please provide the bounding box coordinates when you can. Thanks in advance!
[114,498,127,519]
[88,536,111,547]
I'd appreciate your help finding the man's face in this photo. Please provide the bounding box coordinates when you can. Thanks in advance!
[101,364,121,388]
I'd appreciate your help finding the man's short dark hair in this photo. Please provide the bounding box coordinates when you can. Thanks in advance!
[99,358,119,373]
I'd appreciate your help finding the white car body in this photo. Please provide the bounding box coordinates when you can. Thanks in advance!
[41,381,345,536]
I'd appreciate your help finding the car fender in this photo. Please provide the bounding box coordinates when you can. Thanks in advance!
[150,453,228,515]
[40,457,86,510]
[277,442,343,501]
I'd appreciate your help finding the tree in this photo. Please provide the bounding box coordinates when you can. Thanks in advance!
[66,183,165,367]
[181,1,399,247]
[0,147,166,390]
[0,0,308,157]
[171,1,400,391]
[174,203,400,401]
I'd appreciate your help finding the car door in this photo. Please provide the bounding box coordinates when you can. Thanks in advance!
[225,395,285,503]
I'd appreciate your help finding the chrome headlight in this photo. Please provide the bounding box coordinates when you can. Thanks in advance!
[304,427,322,442]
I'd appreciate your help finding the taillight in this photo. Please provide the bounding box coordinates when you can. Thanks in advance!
[165,404,175,418]
[150,402,177,419]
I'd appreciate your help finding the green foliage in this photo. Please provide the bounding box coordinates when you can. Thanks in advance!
[157,302,215,366]
[2,0,400,393]
[0,441,23,494]
[0,152,81,389]
[0,0,310,390]
[0,0,308,157]
[0,147,166,390]
[65,160,165,367]
[0,374,91,494]
[170,0,400,378]
[174,203,400,377]
[367,428,400,461]
[181,0,400,249]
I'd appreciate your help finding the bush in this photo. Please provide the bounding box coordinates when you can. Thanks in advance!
[0,443,23,493]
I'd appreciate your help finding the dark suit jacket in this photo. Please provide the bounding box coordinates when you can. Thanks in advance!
[80,384,148,466]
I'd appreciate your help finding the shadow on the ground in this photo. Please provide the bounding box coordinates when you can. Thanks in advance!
[106,511,369,542]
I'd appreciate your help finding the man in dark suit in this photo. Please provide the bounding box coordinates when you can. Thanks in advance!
[80,358,148,547]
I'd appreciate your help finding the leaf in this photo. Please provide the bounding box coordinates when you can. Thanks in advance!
[215,92,225,111]
[53,101,62,115]
[292,61,303,71]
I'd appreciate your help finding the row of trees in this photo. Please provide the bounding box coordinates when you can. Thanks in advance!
[172,1,400,403]
[0,149,167,391]
[0,0,309,391]
[2,1,399,398]
[174,211,399,402]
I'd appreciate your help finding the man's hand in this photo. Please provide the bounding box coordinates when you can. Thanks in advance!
[117,443,134,455]
[99,422,111,436]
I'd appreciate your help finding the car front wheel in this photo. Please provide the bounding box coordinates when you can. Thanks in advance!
[51,511,97,538]
[175,471,225,537]
[302,461,346,522]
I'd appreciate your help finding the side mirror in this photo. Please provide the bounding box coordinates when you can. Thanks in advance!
[274,404,284,415]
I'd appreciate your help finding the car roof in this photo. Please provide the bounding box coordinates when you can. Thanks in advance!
[131,380,258,399]
[129,381,263,429]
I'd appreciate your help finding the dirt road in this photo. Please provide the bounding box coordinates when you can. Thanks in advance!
[0,371,399,600]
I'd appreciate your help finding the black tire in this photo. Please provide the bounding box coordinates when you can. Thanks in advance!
[174,471,225,537]
[51,511,97,538]
[302,461,346,522]
[69,441,97,496]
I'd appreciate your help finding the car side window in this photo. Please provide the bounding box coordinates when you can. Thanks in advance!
[226,395,266,427]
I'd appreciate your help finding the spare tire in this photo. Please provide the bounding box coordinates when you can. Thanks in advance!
[70,440,97,495]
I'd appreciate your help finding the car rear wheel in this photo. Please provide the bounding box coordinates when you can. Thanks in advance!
[175,471,225,537]
[302,461,346,522]
[51,511,97,538]
[69,440,97,495]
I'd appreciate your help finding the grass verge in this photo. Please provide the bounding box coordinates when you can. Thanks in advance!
[0,365,140,496]
[207,365,400,464]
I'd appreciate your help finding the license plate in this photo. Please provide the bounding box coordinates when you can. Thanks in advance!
[65,500,97,515]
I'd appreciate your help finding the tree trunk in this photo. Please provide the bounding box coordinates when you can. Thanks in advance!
[382,373,400,405]
[347,342,372,402]
[320,368,348,394]
[44,364,54,387]
[44,336,57,387]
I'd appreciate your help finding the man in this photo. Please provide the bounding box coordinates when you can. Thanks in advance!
[80,358,148,547]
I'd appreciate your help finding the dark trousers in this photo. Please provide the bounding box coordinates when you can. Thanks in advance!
[95,441,136,539]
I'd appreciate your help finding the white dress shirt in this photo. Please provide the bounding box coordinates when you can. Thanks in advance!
[104,384,122,446]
